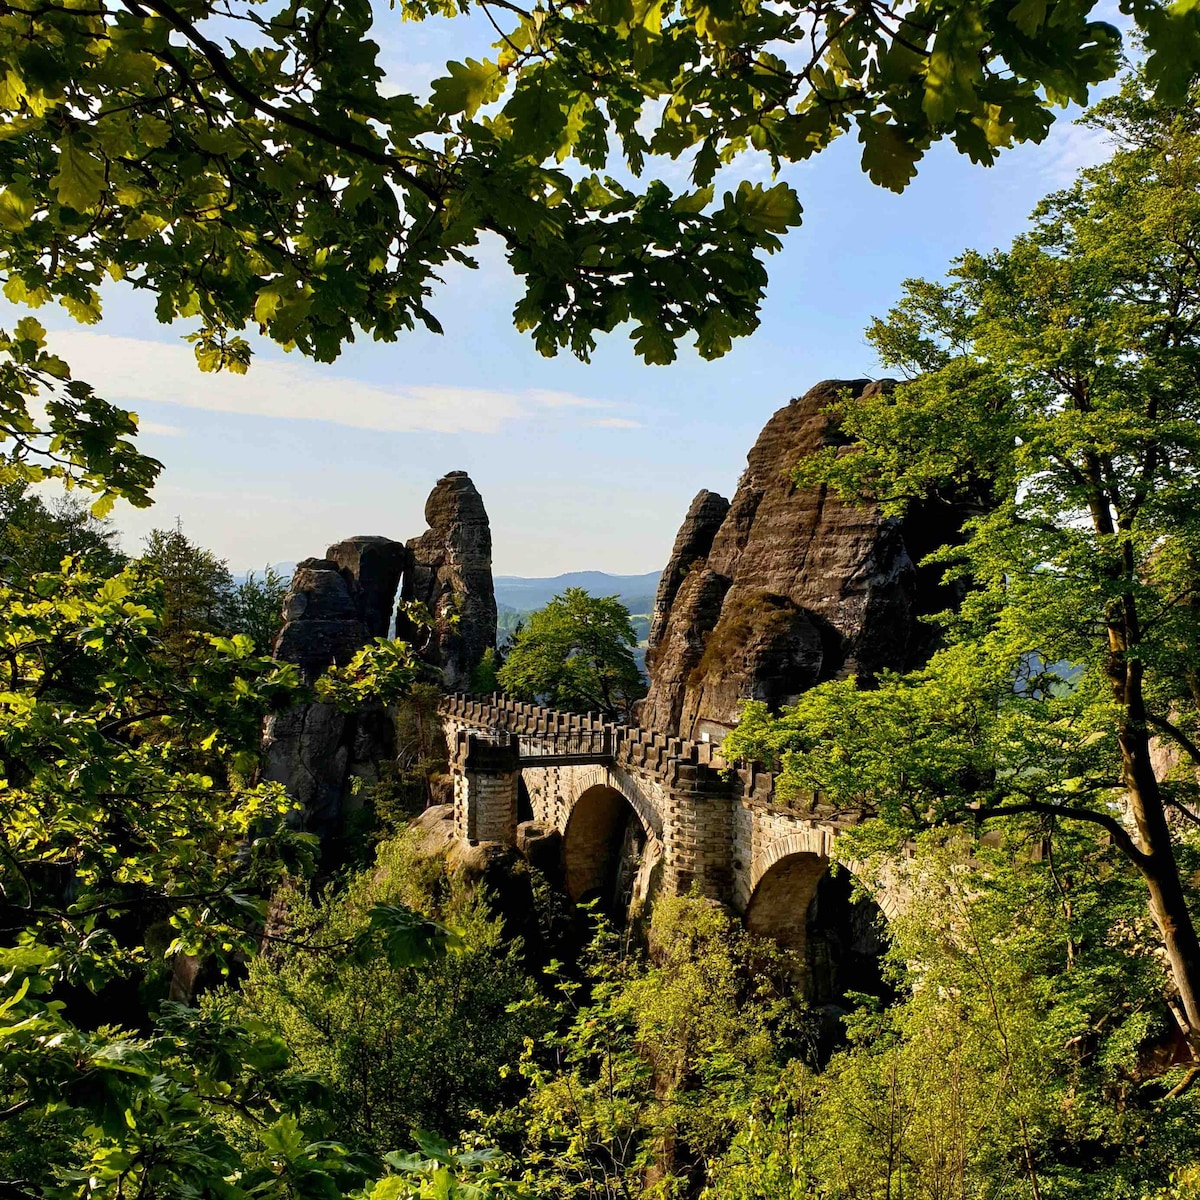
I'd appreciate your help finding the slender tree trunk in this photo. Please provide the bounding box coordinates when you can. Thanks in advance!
[1092,460,1200,1055]
[1119,666,1200,1055]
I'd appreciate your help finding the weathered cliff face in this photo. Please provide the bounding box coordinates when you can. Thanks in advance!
[326,535,409,639]
[262,476,498,846]
[273,556,374,683]
[265,555,379,843]
[647,488,730,664]
[640,379,961,742]
[401,471,497,692]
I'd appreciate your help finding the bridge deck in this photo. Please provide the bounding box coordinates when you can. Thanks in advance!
[469,727,614,766]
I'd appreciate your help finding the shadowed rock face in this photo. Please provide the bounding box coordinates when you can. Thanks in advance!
[640,379,963,742]
[261,478,498,850]
[326,535,408,639]
[647,489,730,666]
[273,558,372,683]
[401,471,497,692]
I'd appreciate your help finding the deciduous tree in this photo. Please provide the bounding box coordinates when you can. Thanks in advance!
[725,78,1200,1070]
[498,587,645,719]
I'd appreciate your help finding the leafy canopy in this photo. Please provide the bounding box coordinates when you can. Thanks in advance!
[497,587,646,719]
[0,554,446,1195]
[0,0,1191,517]
[0,0,1174,386]
[724,76,1200,1057]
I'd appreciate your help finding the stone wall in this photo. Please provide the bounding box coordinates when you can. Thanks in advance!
[451,731,520,843]
[438,694,891,921]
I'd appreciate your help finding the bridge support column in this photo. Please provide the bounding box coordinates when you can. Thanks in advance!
[452,732,521,845]
[660,762,735,902]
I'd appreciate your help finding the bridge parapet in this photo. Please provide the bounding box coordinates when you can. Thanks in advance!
[440,693,728,787]
[440,693,837,816]
[438,693,897,953]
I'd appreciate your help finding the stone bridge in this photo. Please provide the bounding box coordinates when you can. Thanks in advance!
[440,695,903,986]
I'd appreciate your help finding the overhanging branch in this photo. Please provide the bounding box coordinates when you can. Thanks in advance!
[971,798,1147,869]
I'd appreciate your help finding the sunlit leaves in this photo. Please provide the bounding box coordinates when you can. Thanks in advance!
[0,0,1161,380]
[53,134,106,212]
[0,317,161,510]
[431,57,504,118]
[0,559,452,1195]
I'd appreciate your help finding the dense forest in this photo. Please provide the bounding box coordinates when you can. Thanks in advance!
[2,0,1200,1180]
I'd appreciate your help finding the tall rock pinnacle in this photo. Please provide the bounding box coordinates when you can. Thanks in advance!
[401,471,498,692]
[640,380,964,742]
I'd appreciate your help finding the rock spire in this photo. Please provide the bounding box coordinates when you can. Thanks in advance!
[639,379,962,742]
[401,471,498,692]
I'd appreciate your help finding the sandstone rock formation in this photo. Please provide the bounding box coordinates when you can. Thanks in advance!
[647,488,730,662]
[326,535,408,638]
[272,557,370,684]
[265,545,408,845]
[262,475,498,848]
[640,379,962,742]
[401,471,497,692]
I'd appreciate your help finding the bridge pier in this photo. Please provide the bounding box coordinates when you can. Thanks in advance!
[452,731,520,845]
[658,759,733,900]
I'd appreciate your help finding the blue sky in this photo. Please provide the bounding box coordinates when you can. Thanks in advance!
[29,12,1115,575]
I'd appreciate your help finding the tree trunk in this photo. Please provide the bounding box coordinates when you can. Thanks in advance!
[1120,700,1200,1056]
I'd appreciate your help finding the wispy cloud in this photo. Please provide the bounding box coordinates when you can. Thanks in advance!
[50,331,612,435]
[589,417,643,429]
[137,420,185,437]
[1031,118,1114,187]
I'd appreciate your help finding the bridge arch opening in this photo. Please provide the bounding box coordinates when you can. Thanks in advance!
[746,853,890,1008]
[563,785,660,920]
[516,775,534,824]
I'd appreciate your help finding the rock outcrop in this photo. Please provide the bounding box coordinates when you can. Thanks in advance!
[647,489,730,663]
[273,557,373,683]
[401,471,497,692]
[640,379,962,742]
[261,474,498,848]
[327,535,409,639]
[265,537,408,846]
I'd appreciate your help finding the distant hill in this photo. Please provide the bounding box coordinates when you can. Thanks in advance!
[231,562,296,586]
[494,571,661,615]
[233,564,663,618]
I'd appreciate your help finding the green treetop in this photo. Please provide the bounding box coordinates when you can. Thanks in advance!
[498,587,646,720]
[725,77,1200,1072]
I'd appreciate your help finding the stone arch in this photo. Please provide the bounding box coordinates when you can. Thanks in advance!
[562,784,663,916]
[516,774,534,824]
[745,835,891,1006]
[561,764,664,842]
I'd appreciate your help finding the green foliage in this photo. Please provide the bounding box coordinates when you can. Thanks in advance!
[725,75,1200,1055]
[0,478,125,583]
[490,896,811,1198]
[137,534,286,654]
[0,317,160,514]
[224,565,290,654]
[236,830,551,1155]
[0,0,1174,400]
[498,588,646,719]
[471,646,502,695]
[136,523,235,645]
[0,560,304,1191]
[369,1133,529,1199]
[0,555,435,1195]
[706,830,1200,1199]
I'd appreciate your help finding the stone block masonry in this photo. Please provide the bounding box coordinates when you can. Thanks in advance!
[438,694,903,945]
[452,731,520,845]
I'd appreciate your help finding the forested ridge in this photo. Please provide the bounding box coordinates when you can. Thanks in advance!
[1,0,1200,1185]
